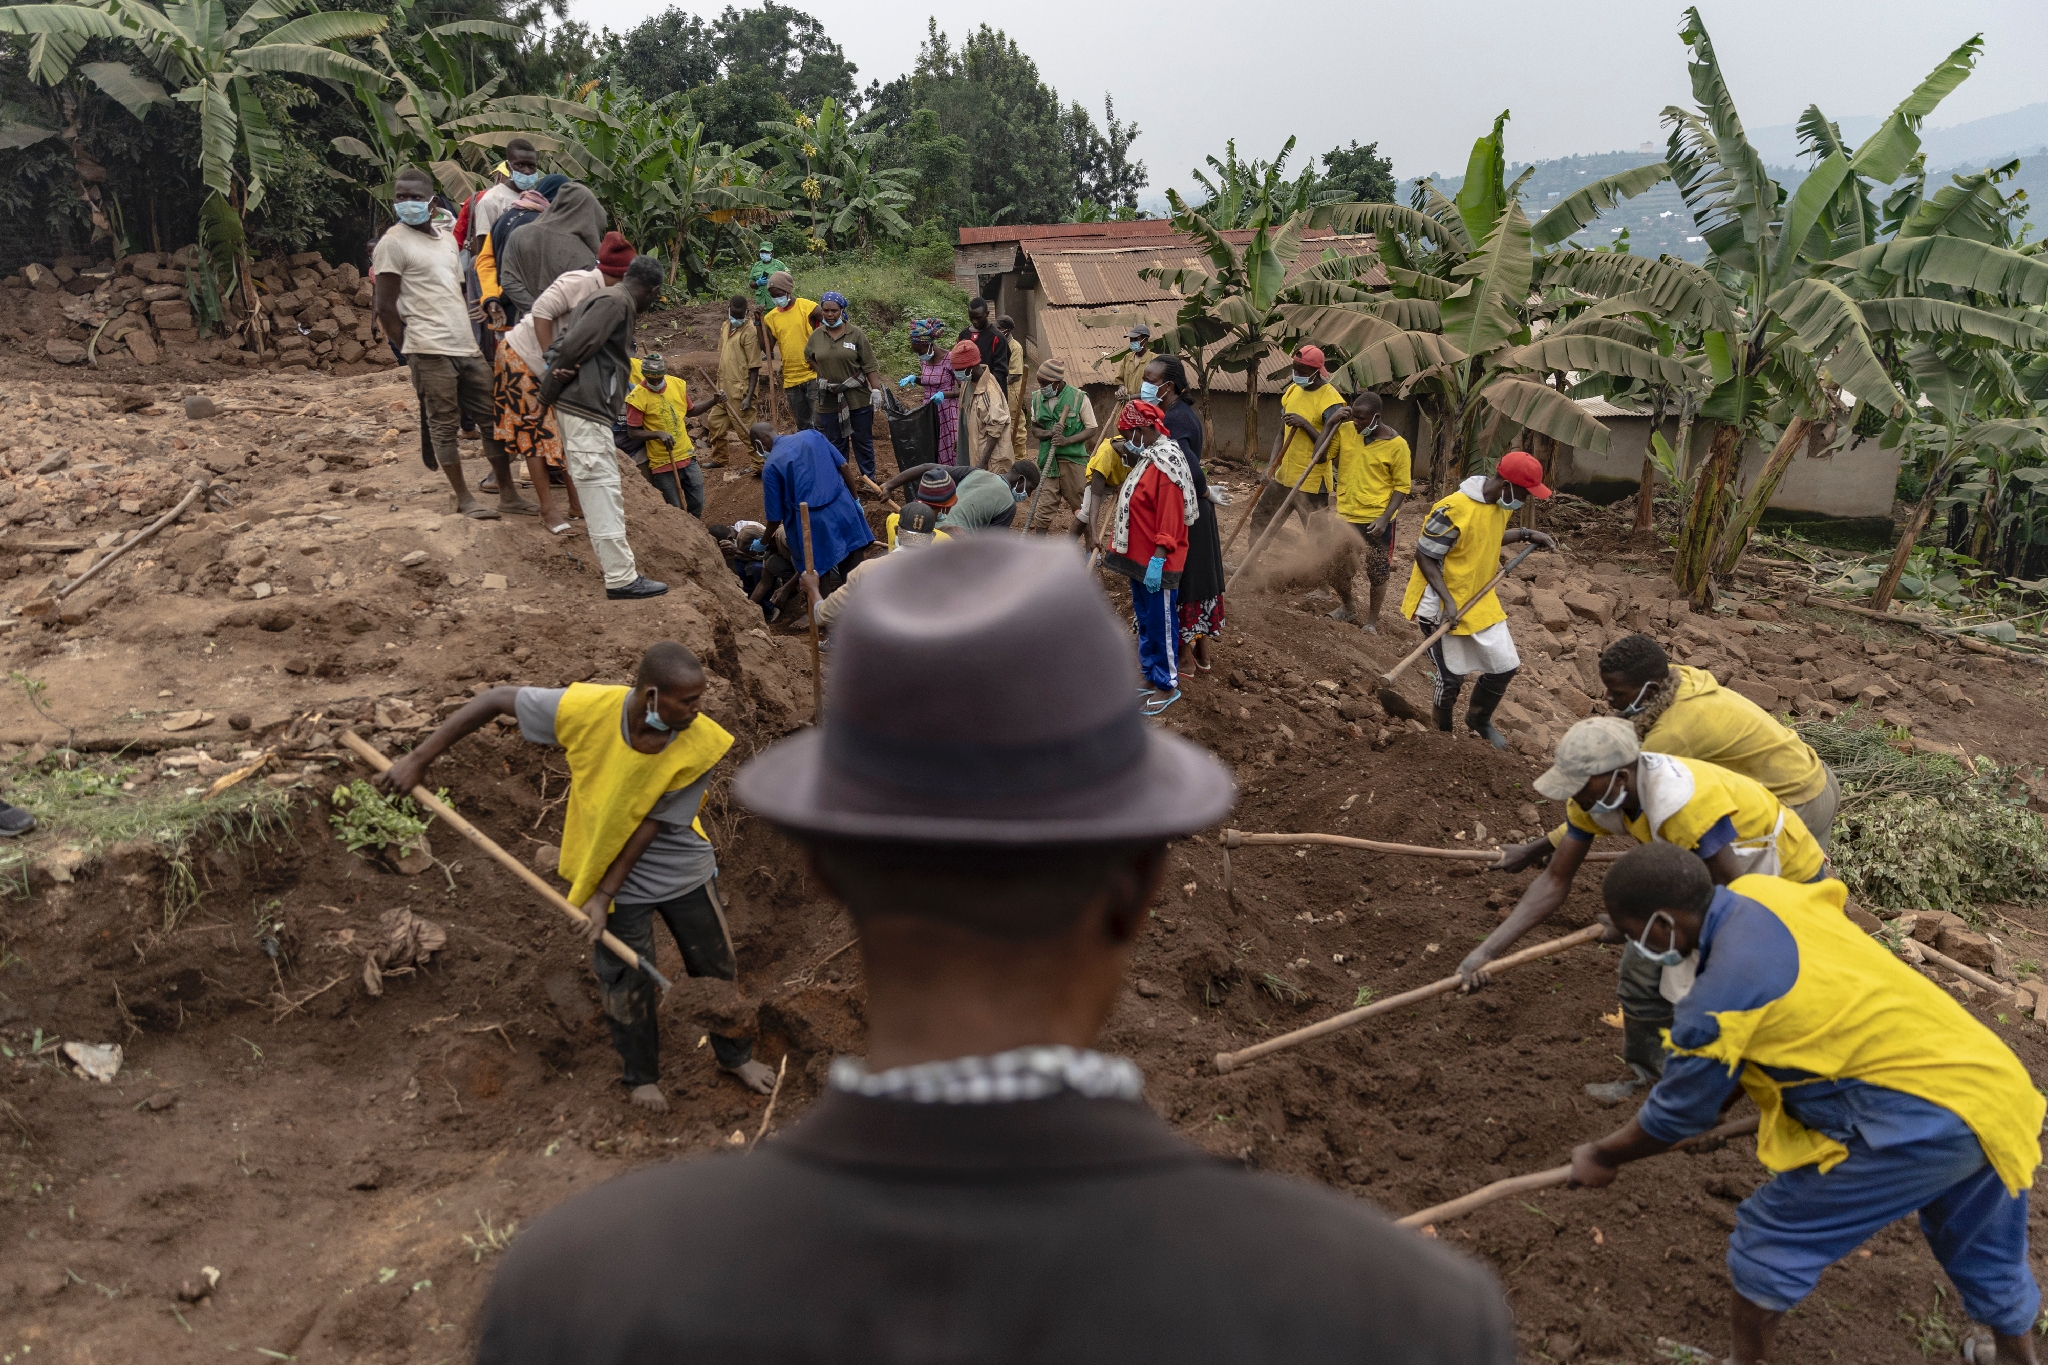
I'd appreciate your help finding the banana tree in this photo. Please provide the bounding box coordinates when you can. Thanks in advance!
[0,59,167,247]
[758,97,913,251]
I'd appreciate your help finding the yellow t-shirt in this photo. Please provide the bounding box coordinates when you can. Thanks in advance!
[1563,752,1825,883]
[763,297,819,388]
[1646,666,1829,806]
[1333,430,1412,525]
[551,683,733,908]
[1398,478,1513,634]
[625,360,692,471]
[1275,381,1347,494]
[1086,437,1130,487]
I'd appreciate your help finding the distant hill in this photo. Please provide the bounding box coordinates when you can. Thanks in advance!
[1425,150,1710,263]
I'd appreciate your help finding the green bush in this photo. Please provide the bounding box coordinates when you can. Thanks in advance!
[1797,714,2048,916]
[328,780,439,859]
[701,247,971,383]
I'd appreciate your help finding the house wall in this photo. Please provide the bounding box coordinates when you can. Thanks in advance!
[1552,418,1901,519]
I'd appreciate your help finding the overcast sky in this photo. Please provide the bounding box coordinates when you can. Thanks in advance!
[558,0,2048,195]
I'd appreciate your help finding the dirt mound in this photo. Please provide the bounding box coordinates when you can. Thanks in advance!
[4,370,2047,1364]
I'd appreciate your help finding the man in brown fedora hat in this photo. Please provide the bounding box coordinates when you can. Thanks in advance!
[1024,355,1098,533]
[474,538,1515,1365]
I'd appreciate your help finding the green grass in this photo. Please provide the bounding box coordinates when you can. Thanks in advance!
[699,246,971,385]
[1,753,297,929]
[1796,712,2048,916]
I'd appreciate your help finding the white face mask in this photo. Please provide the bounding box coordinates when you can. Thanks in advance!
[1659,952,1701,1003]
[1590,770,1628,816]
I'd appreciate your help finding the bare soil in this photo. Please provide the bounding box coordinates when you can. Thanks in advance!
[3,306,2048,1365]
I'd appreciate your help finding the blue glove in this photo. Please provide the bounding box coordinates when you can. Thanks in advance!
[1143,553,1165,593]
[748,538,764,554]
[897,374,916,386]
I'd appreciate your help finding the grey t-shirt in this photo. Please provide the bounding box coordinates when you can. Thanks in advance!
[515,687,716,904]
[939,468,1020,531]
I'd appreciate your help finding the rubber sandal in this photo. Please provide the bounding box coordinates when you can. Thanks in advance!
[460,505,502,520]
[497,498,542,517]
[1141,689,1181,717]
[546,521,573,536]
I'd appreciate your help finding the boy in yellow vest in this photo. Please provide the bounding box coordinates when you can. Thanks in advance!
[1327,390,1411,633]
[1250,345,1346,535]
[622,355,719,518]
[377,641,778,1108]
[1570,843,2043,1365]
[1399,449,1556,746]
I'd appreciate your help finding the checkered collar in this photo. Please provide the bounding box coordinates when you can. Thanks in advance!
[827,1045,1145,1105]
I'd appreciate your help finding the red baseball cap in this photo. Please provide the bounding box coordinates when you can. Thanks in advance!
[1496,450,1553,499]
[1292,344,1327,373]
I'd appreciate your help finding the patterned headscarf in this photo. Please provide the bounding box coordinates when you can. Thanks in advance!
[1118,400,1168,434]
[909,317,947,342]
[820,290,849,310]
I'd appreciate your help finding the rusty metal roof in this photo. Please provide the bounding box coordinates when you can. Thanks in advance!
[1039,306,1298,396]
[957,220,1182,247]
[1023,232,1385,307]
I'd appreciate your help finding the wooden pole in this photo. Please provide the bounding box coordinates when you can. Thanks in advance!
[1394,1114,1761,1229]
[1220,426,1289,559]
[1226,441,1335,593]
[337,731,672,991]
[1214,923,1606,1073]
[57,480,207,600]
[1219,828,1621,864]
[798,502,824,717]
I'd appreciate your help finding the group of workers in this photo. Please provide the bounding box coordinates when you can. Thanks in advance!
[407,536,2041,1365]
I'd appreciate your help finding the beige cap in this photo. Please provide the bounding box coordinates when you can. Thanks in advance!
[1532,717,1641,801]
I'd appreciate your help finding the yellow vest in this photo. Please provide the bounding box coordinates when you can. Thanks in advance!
[1399,484,1512,634]
[1672,875,2044,1196]
[1276,382,1346,493]
[1565,753,1826,883]
[626,360,692,471]
[1086,437,1130,488]
[1333,430,1413,524]
[553,683,733,907]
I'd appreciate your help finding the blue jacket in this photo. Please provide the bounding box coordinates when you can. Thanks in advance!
[762,430,874,573]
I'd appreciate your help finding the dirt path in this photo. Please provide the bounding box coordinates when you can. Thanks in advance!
[3,328,2047,1364]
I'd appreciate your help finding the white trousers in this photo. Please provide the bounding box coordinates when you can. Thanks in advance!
[559,410,640,589]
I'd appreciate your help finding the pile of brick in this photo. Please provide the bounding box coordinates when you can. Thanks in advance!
[2,247,395,374]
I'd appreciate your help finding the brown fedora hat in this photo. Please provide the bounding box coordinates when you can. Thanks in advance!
[734,537,1235,845]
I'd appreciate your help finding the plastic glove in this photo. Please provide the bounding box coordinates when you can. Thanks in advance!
[1143,553,1165,593]
[748,538,764,554]
[898,374,917,387]
[870,388,884,407]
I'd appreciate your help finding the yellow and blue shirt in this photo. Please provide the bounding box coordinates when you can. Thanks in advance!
[1563,752,1826,884]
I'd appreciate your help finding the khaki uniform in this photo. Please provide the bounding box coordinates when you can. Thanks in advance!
[702,318,763,461]
[966,370,1012,470]
[1006,334,1030,466]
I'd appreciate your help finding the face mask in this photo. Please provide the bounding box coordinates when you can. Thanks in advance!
[1358,418,1380,438]
[1590,770,1628,816]
[395,200,432,226]
[1658,951,1701,1004]
[643,696,672,733]
[951,369,968,383]
[509,169,539,191]
[730,313,746,325]
[823,316,843,330]
[1627,911,1686,968]
[1617,679,1657,717]
[770,293,790,309]
[1139,380,1160,402]
[1290,371,1315,387]
[759,249,774,261]
[1129,340,1144,353]
[1499,487,1526,511]
[643,376,666,391]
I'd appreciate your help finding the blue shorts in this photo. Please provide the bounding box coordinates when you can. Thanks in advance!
[1730,1126,2038,1334]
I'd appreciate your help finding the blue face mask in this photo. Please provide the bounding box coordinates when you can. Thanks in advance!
[1138,380,1160,402]
[1129,340,1144,353]
[509,169,539,191]
[1290,371,1315,388]
[1589,770,1628,815]
[759,248,774,261]
[1499,488,1526,511]
[1628,911,1687,968]
[394,200,432,226]
[643,701,671,733]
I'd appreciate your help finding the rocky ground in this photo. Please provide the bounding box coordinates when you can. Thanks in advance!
[2,305,2047,1365]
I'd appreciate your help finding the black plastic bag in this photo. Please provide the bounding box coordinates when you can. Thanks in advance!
[880,384,938,476]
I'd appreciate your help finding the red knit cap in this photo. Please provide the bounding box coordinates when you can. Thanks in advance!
[597,231,636,276]
[948,339,981,369]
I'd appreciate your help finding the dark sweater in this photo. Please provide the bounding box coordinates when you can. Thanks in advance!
[540,289,637,426]
[475,1089,1515,1364]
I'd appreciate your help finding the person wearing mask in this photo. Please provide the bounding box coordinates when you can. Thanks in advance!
[374,641,778,1108]
[1251,344,1345,534]
[474,539,1515,1365]
[1569,842,2041,1365]
[1023,357,1098,533]
[1144,357,1224,673]
[476,173,566,322]
[1466,717,1828,1104]
[372,167,538,522]
[1327,389,1411,634]
[1108,322,1151,397]
[454,161,508,255]
[966,296,1009,394]
[620,354,719,517]
[1398,449,1556,747]
[749,242,789,313]
[950,339,1011,470]
[997,313,1029,467]
[701,294,762,469]
[498,182,606,319]
[760,271,821,437]
[803,290,883,480]
[460,140,537,256]
[803,499,950,633]
[492,232,636,534]
[538,251,670,600]
[1102,401,1199,716]
[908,318,959,467]
[882,462,1036,533]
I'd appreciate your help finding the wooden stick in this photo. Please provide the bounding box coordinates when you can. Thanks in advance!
[1214,922,1606,1073]
[338,731,672,992]
[1226,441,1334,592]
[1221,828,1623,863]
[1220,426,1289,559]
[797,502,823,717]
[1904,938,2015,998]
[748,1054,790,1152]
[1823,599,2045,667]
[1394,1114,1761,1229]
[1379,545,1538,689]
[57,480,206,600]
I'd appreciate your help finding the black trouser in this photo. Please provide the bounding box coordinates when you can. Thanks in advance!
[816,403,877,479]
[640,459,705,516]
[783,380,817,432]
[1417,618,1518,717]
[594,882,751,1086]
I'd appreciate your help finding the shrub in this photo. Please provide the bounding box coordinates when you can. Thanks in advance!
[328,780,439,859]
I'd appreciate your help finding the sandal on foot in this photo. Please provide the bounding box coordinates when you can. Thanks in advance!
[460,504,502,520]
[497,497,542,517]
[546,521,573,536]
[1141,689,1181,716]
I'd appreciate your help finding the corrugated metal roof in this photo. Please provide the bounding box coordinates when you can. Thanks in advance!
[957,220,1182,247]
[1023,232,1385,307]
[1039,306,1298,396]
[1574,396,1649,418]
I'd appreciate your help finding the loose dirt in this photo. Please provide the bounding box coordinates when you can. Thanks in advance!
[3,306,2047,1365]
